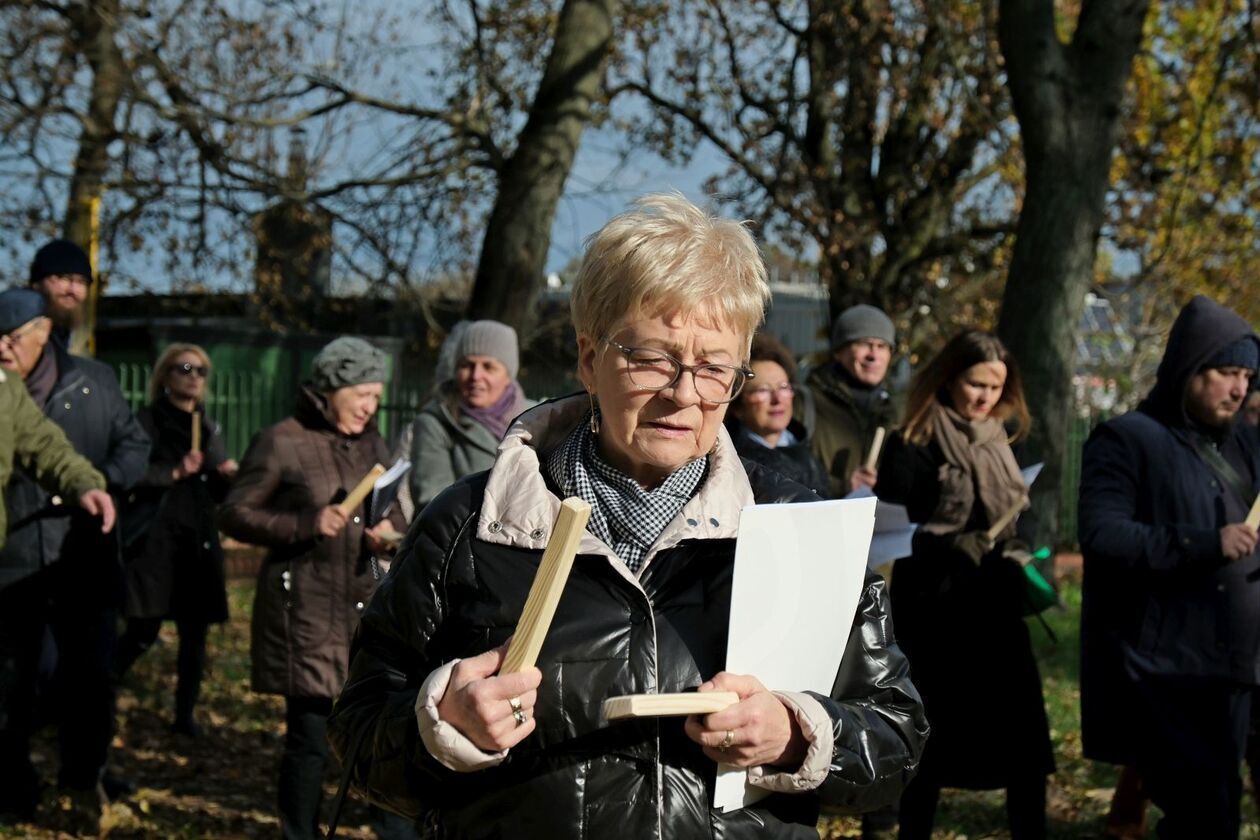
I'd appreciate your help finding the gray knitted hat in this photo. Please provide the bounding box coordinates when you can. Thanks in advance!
[455,320,519,379]
[311,336,387,391]
[831,304,896,350]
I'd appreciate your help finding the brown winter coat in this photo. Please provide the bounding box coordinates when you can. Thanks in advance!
[219,385,405,698]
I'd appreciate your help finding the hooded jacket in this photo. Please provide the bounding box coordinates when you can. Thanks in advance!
[328,396,927,839]
[1078,295,1260,763]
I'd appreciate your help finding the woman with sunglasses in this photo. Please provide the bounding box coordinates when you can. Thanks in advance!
[328,194,926,839]
[724,332,829,497]
[116,343,237,737]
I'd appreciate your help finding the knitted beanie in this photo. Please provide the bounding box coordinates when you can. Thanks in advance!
[311,336,387,391]
[456,320,519,379]
[831,304,895,350]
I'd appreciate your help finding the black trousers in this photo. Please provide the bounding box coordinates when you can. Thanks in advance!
[278,695,418,840]
[116,616,209,723]
[280,695,333,840]
[897,773,1045,840]
[1131,674,1250,840]
[0,563,118,794]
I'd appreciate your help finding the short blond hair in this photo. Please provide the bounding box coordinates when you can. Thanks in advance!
[149,343,211,404]
[570,193,770,356]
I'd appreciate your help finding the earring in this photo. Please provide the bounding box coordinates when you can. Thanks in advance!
[587,391,600,434]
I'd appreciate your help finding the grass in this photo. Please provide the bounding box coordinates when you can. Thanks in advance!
[3,577,1257,838]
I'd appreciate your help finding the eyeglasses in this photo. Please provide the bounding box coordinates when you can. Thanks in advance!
[604,338,752,404]
[742,383,794,402]
[174,363,209,378]
[0,318,46,348]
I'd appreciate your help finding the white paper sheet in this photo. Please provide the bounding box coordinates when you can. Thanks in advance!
[368,458,412,524]
[844,485,916,568]
[715,496,877,812]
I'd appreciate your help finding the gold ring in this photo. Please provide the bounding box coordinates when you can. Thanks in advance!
[508,696,523,714]
[512,708,528,727]
[718,729,734,751]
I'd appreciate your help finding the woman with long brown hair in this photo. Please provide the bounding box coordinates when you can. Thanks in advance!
[875,330,1052,839]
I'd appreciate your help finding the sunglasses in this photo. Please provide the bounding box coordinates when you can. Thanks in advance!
[174,363,209,378]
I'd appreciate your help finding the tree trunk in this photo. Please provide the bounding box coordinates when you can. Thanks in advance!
[62,0,125,355]
[466,0,617,341]
[995,0,1150,547]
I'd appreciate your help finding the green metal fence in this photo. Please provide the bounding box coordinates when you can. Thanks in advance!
[114,358,1099,545]
[1057,415,1092,547]
[114,363,293,460]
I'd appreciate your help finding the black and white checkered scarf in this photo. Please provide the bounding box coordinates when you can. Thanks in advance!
[546,413,708,574]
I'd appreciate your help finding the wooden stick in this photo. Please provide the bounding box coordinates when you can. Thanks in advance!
[337,463,385,516]
[501,497,592,674]
[1246,493,1260,530]
[986,502,1025,542]
[190,412,201,454]
[864,426,887,472]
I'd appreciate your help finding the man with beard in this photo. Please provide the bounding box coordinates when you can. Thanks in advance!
[0,288,149,827]
[1079,295,1259,838]
[796,304,898,498]
[28,239,92,347]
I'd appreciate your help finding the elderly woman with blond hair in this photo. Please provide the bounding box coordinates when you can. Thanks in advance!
[328,195,926,838]
[117,343,237,736]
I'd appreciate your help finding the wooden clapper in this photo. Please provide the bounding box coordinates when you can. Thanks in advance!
[501,497,593,674]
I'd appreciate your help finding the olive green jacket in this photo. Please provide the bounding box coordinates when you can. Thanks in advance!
[795,363,898,498]
[0,369,106,550]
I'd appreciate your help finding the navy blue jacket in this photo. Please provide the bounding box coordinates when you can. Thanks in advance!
[1078,295,1260,763]
[726,418,831,499]
[0,342,150,592]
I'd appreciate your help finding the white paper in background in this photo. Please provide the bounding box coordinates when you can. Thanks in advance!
[1022,463,1044,488]
[368,458,412,524]
[868,502,916,568]
[715,497,877,812]
[843,485,916,569]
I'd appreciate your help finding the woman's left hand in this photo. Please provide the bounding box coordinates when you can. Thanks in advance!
[684,672,808,769]
[364,521,399,556]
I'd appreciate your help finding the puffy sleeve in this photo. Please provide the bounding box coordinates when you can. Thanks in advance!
[327,477,487,819]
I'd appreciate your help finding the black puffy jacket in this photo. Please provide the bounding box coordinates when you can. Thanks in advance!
[328,397,926,839]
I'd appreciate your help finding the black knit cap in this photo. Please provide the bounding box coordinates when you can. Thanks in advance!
[1202,336,1260,372]
[29,239,93,285]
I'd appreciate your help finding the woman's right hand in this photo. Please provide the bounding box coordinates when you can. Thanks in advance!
[949,530,995,565]
[172,450,204,481]
[315,505,350,538]
[436,643,541,753]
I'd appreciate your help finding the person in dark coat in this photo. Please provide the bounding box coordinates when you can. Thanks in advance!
[0,288,149,819]
[726,332,829,497]
[219,336,410,840]
[327,194,927,839]
[1079,295,1259,839]
[115,343,238,737]
[795,304,898,497]
[875,330,1051,840]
